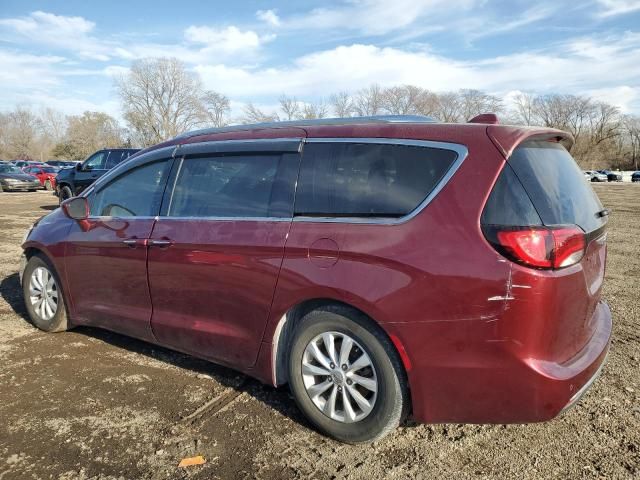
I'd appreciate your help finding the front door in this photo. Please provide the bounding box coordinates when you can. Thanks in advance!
[64,158,173,341]
[74,150,109,193]
[148,148,299,368]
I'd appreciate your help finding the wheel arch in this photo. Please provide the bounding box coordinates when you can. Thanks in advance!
[270,298,410,389]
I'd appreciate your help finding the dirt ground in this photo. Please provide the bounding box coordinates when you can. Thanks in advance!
[0,186,638,480]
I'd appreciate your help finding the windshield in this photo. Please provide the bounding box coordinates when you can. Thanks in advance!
[0,164,23,174]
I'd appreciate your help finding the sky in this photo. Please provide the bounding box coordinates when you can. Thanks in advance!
[1,0,640,120]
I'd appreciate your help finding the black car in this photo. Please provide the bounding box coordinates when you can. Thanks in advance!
[632,171,640,182]
[55,148,140,202]
[597,170,623,182]
[0,163,42,192]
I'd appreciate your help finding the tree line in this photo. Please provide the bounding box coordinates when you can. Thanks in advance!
[1,57,638,170]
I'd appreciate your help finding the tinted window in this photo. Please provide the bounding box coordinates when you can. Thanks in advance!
[508,141,605,232]
[481,164,542,226]
[105,150,131,169]
[90,159,171,217]
[84,152,107,170]
[168,155,280,218]
[295,142,458,217]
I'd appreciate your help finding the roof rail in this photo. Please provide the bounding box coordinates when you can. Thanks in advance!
[175,115,438,140]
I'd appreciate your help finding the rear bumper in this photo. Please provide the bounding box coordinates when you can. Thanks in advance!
[389,301,612,424]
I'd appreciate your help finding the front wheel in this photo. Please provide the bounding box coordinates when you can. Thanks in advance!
[288,306,409,443]
[22,255,68,332]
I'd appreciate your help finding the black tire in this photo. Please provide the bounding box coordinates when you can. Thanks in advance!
[22,254,68,332]
[288,305,409,444]
[44,179,52,191]
[59,185,73,204]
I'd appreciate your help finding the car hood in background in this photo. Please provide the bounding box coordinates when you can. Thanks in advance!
[0,173,40,182]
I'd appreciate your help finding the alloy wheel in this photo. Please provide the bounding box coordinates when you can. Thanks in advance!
[301,331,378,423]
[29,266,58,321]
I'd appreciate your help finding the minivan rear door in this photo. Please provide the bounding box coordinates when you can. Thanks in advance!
[147,138,303,369]
[485,134,608,361]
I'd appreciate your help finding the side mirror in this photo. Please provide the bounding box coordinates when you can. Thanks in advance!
[75,163,83,172]
[61,197,89,220]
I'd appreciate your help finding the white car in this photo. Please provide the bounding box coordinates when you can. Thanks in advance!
[584,171,608,182]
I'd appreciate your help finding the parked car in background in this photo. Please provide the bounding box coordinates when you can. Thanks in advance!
[632,171,640,182]
[12,160,41,169]
[23,165,60,190]
[54,148,140,202]
[584,170,608,182]
[20,115,611,443]
[597,170,622,182]
[0,163,42,192]
[46,160,77,168]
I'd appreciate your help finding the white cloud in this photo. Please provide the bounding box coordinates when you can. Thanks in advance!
[0,11,111,60]
[0,11,271,63]
[596,0,640,17]
[195,32,640,113]
[184,25,269,54]
[588,86,639,112]
[256,9,281,27]
[0,50,66,90]
[278,0,487,35]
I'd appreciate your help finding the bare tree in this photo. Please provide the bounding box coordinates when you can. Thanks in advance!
[57,111,125,160]
[242,103,279,124]
[201,91,231,128]
[352,84,384,116]
[330,91,354,117]
[434,92,462,122]
[279,95,301,120]
[301,100,328,119]
[4,106,41,158]
[511,92,536,126]
[622,115,640,170]
[116,57,204,146]
[590,102,620,145]
[458,89,503,122]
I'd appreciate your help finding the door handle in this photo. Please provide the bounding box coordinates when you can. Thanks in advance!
[148,239,173,248]
[122,238,148,248]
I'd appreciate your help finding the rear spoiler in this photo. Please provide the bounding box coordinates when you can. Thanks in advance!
[487,126,574,159]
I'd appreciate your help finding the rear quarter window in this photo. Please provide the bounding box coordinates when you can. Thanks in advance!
[295,142,458,218]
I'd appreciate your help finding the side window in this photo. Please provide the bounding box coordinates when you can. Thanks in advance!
[168,155,280,218]
[90,159,171,217]
[295,142,458,217]
[105,150,130,169]
[84,152,107,170]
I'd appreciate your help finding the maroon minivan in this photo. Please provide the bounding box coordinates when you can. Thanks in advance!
[20,115,611,443]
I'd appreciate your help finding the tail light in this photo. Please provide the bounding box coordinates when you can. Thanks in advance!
[483,225,586,270]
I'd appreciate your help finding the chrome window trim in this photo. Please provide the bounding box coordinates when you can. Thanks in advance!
[175,137,304,155]
[155,216,291,222]
[293,137,468,225]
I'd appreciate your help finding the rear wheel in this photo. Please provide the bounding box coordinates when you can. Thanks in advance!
[288,306,409,443]
[22,255,68,332]
[44,179,52,191]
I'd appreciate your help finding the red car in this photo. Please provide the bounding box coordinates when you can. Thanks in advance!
[20,115,611,443]
[22,165,59,190]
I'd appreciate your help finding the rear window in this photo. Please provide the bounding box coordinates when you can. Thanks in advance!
[507,141,605,232]
[295,142,458,218]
